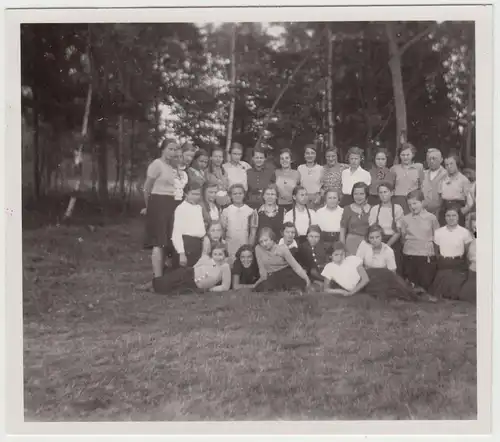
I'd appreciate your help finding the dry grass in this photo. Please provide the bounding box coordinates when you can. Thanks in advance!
[23,219,477,421]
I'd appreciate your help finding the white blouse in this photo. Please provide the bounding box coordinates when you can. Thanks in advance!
[171,201,206,254]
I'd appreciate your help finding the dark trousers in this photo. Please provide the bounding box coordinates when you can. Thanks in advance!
[253,267,307,292]
[383,234,403,276]
[153,267,198,295]
[403,254,437,291]
[172,235,203,268]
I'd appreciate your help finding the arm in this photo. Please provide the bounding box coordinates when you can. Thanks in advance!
[418,164,425,189]
[254,246,269,281]
[210,264,232,292]
[248,210,258,245]
[201,236,211,256]
[387,205,403,247]
[463,181,474,214]
[142,177,156,211]
[232,274,255,290]
[323,277,350,295]
[282,247,310,285]
[347,265,370,296]
[386,232,401,248]
[171,206,186,258]
[340,208,349,243]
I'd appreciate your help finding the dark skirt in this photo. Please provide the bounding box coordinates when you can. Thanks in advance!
[382,234,403,276]
[153,267,198,295]
[253,267,307,292]
[392,195,410,215]
[458,270,476,303]
[430,256,468,300]
[340,194,353,208]
[171,235,203,268]
[365,268,417,301]
[321,231,340,256]
[143,194,180,250]
[439,199,466,227]
[367,195,380,207]
[403,254,437,291]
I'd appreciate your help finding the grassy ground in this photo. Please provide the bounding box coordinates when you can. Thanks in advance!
[23,219,477,421]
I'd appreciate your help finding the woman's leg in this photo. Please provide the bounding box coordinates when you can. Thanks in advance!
[153,267,196,294]
[152,246,164,278]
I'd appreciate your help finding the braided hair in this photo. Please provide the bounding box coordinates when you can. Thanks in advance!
[292,185,312,232]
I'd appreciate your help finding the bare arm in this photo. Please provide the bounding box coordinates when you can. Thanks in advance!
[142,176,156,209]
[282,247,310,285]
[386,232,401,247]
[347,265,370,296]
[340,227,347,244]
[210,264,232,292]
[254,246,269,281]
[323,277,350,295]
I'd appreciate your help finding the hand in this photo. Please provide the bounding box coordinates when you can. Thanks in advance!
[140,208,147,216]
[304,277,311,288]
[179,254,187,267]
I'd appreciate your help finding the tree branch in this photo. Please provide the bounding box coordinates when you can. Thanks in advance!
[398,22,442,57]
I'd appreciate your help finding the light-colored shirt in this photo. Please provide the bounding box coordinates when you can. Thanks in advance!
[254,244,294,277]
[275,169,301,205]
[316,206,343,233]
[193,255,231,290]
[434,225,473,258]
[147,159,177,196]
[223,161,251,190]
[284,207,318,236]
[298,164,323,195]
[321,256,363,291]
[400,210,439,256]
[171,201,206,254]
[174,170,189,201]
[422,166,447,214]
[341,167,371,195]
[368,204,404,236]
[439,172,470,201]
[356,241,397,271]
[391,163,424,196]
[278,238,298,249]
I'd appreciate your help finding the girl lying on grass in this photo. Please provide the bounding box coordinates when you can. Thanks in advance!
[232,245,260,289]
[153,242,231,295]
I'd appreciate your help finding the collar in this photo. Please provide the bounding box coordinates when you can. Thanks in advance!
[279,238,298,248]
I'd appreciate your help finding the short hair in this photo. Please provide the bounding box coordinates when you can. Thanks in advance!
[400,142,417,157]
[307,224,322,235]
[324,188,341,199]
[282,222,296,233]
[331,241,347,253]
[181,142,196,153]
[304,143,317,153]
[230,142,244,153]
[444,203,462,216]
[324,147,338,156]
[210,145,225,156]
[377,181,394,192]
[280,148,292,157]
[426,147,443,158]
[351,182,370,198]
[210,241,228,257]
[258,227,276,243]
[406,189,425,202]
[444,151,462,168]
[346,146,364,162]
[160,138,180,151]
[228,183,246,196]
[374,147,391,164]
[235,244,255,262]
[292,185,307,197]
[193,148,209,162]
[253,147,267,157]
[263,183,279,196]
[366,224,384,241]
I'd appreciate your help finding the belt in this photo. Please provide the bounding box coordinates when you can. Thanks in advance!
[440,256,463,260]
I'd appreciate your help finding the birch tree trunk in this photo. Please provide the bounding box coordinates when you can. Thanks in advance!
[225,24,237,160]
[326,25,335,150]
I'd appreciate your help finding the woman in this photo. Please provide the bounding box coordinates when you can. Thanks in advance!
[275,148,301,213]
[340,182,371,256]
[297,144,323,209]
[246,147,276,209]
[256,184,286,241]
[187,148,209,188]
[207,145,231,207]
[340,146,371,207]
[253,227,310,292]
[142,139,185,281]
[368,148,396,206]
[180,142,196,171]
[223,142,251,190]
[321,147,348,199]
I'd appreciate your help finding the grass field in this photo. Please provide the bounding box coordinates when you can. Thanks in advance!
[23,218,477,421]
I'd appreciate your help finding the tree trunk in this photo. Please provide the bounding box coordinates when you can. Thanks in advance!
[326,25,335,150]
[118,115,126,198]
[96,120,109,202]
[32,90,41,200]
[225,24,237,159]
[385,23,407,163]
[465,53,474,168]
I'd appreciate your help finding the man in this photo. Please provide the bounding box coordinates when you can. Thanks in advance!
[421,148,448,216]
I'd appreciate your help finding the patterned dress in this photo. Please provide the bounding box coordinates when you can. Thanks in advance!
[221,204,258,263]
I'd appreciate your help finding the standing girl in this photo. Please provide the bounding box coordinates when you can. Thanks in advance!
[220,184,258,263]
[400,190,439,294]
[458,213,477,303]
[321,147,348,199]
[200,179,221,228]
[438,152,473,227]
[187,148,209,188]
[246,147,276,209]
[142,140,184,280]
[340,182,371,256]
[368,182,404,274]
[316,188,343,254]
[207,146,231,207]
[253,227,310,292]
[390,143,424,214]
[275,148,301,213]
[297,144,323,209]
[340,146,371,207]
[368,148,396,206]
[430,204,473,299]
[223,142,251,190]
[298,225,329,284]
[232,245,260,289]
[283,185,318,246]
[256,184,286,241]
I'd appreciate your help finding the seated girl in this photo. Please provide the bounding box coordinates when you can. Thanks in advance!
[278,222,299,258]
[458,212,476,303]
[202,221,226,256]
[356,225,418,301]
[430,204,473,300]
[232,245,260,289]
[253,227,310,292]
[298,225,329,284]
[153,242,231,295]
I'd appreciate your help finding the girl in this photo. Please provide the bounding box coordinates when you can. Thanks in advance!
[298,225,329,284]
[340,146,371,207]
[153,242,231,295]
[232,245,260,289]
[340,182,371,256]
[321,147,348,198]
[201,221,226,256]
[142,139,184,280]
[220,184,258,263]
[368,148,396,206]
[253,227,310,292]
[180,142,196,171]
[207,146,231,207]
[356,225,417,301]
[400,190,439,293]
[171,182,206,267]
[458,212,477,303]
[368,182,404,274]
[279,222,299,258]
[390,143,424,214]
[438,153,473,227]
[283,186,318,246]
[200,179,221,228]
[297,144,323,209]
[223,142,251,190]
[321,242,370,296]
[275,148,301,213]
[430,204,473,300]
[256,184,286,241]
[315,188,343,254]
[187,148,209,188]
[246,148,276,209]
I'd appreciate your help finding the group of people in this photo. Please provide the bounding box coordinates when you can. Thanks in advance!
[141,138,477,303]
